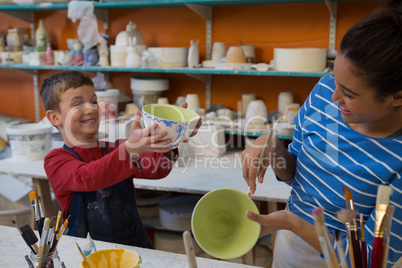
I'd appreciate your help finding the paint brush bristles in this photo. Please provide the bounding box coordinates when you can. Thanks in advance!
[341,186,362,268]
[313,208,339,268]
[335,230,348,268]
[337,209,357,268]
[371,185,393,268]
[29,191,42,237]
[382,205,395,268]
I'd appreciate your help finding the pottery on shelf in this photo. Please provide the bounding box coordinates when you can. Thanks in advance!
[226,46,246,64]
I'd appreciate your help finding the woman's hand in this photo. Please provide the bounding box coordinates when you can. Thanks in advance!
[246,209,324,253]
[125,109,173,155]
[241,134,272,194]
[179,102,202,143]
[246,210,293,237]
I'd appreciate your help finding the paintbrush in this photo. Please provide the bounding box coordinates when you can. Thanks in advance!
[45,216,57,255]
[342,186,362,268]
[37,195,44,219]
[371,185,393,268]
[313,208,339,268]
[337,208,357,268]
[36,217,50,268]
[359,213,367,268]
[382,205,395,268]
[51,211,62,249]
[76,242,90,268]
[183,231,197,268]
[51,215,70,252]
[335,230,348,268]
[12,220,38,254]
[248,129,273,197]
[29,191,42,237]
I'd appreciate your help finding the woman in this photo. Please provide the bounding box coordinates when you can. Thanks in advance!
[242,1,401,267]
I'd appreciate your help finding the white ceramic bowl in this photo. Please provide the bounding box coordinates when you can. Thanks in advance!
[147,47,188,68]
[273,48,326,72]
[130,76,169,92]
[142,104,199,148]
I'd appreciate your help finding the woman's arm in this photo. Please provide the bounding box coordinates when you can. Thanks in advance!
[246,209,325,253]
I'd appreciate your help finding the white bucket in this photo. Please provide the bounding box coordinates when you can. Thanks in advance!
[6,123,53,161]
[96,89,120,121]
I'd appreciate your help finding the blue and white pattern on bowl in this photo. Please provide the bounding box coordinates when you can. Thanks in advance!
[143,112,191,148]
[143,112,178,128]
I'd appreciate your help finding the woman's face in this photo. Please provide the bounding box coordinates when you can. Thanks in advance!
[332,53,397,134]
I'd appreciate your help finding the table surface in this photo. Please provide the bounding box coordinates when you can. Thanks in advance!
[0,149,291,203]
[0,225,261,268]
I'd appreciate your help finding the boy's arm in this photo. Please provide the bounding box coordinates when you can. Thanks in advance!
[133,148,179,179]
[44,143,141,194]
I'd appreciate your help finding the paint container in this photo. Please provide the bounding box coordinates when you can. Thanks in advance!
[6,123,53,161]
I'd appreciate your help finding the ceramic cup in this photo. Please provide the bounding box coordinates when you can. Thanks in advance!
[241,93,256,118]
[240,44,256,63]
[278,91,294,114]
[185,94,200,111]
[157,97,169,104]
[211,42,226,62]
[245,100,268,129]
[191,188,261,260]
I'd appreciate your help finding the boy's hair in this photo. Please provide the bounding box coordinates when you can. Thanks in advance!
[40,71,94,112]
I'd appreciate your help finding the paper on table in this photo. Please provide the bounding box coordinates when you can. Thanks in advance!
[0,174,32,202]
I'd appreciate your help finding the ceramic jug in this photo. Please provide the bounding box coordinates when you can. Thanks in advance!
[187,39,199,68]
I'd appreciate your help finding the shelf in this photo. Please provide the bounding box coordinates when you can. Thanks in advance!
[0,0,367,11]
[0,64,332,78]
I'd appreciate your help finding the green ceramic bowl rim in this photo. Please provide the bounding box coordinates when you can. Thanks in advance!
[142,103,199,122]
[191,188,261,259]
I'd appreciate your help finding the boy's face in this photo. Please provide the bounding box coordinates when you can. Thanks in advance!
[49,85,100,145]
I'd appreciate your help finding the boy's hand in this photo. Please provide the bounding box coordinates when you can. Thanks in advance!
[179,102,202,143]
[125,110,173,155]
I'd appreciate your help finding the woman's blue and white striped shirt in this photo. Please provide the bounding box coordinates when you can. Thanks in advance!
[286,76,401,268]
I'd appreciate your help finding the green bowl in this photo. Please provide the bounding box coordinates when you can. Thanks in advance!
[191,188,261,259]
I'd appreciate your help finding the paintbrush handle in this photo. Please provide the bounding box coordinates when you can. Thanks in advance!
[350,229,362,268]
[371,237,384,268]
[349,242,356,268]
[361,241,367,268]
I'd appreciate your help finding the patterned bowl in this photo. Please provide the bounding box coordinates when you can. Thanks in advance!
[142,104,199,148]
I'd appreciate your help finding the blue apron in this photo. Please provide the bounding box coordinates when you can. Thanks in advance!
[63,144,152,248]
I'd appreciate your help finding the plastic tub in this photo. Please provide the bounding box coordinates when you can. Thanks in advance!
[6,123,53,161]
[96,89,120,121]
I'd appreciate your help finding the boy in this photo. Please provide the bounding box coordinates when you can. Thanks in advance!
[41,70,199,248]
